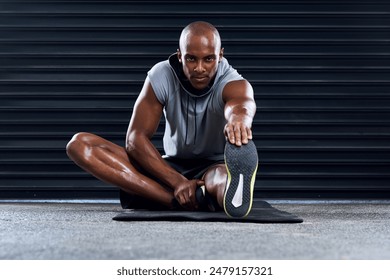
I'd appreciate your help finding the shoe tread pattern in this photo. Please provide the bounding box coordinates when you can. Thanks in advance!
[224,140,258,218]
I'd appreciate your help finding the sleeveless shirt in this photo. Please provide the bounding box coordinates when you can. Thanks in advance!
[147,53,243,160]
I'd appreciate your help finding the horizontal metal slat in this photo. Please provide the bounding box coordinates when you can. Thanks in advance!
[1,69,389,82]
[2,53,389,65]
[0,1,389,14]
[1,41,389,54]
[1,13,390,27]
[2,27,390,41]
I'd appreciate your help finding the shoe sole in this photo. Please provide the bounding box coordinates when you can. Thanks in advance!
[223,140,258,218]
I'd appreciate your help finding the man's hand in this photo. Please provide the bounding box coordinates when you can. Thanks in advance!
[224,120,253,147]
[174,179,204,210]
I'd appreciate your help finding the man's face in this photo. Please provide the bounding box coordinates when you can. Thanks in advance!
[177,33,223,90]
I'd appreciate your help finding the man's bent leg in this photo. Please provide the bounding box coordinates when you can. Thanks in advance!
[202,164,227,209]
[66,132,174,208]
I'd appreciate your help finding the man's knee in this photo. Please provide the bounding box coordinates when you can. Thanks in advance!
[203,164,227,189]
[66,132,93,159]
[201,164,227,207]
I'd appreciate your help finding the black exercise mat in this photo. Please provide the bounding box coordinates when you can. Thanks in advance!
[113,200,303,223]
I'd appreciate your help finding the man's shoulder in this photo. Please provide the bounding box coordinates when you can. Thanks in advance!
[215,57,243,85]
[147,57,178,103]
[148,58,177,83]
[149,59,171,73]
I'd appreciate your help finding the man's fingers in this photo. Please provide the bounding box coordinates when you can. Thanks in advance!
[225,124,235,144]
[187,188,195,209]
[225,122,253,147]
[175,191,188,208]
[197,180,205,186]
[176,183,198,210]
[241,125,249,144]
[247,127,253,140]
[234,125,242,146]
[225,123,241,145]
[180,196,192,210]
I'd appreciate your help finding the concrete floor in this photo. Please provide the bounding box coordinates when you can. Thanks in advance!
[0,199,389,260]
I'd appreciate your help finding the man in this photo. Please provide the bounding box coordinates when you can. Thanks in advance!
[66,21,258,218]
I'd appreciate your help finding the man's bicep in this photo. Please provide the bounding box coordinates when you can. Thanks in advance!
[223,80,256,113]
[127,78,163,140]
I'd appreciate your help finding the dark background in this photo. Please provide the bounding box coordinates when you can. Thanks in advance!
[1,0,390,199]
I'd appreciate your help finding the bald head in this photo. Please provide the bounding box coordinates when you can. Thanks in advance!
[179,21,221,52]
[176,21,224,90]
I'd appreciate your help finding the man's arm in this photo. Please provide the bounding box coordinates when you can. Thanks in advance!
[223,79,256,146]
[126,77,202,209]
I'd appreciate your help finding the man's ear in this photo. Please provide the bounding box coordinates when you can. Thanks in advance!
[177,49,182,63]
[219,47,224,62]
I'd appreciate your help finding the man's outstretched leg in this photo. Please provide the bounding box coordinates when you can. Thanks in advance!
[66,132,175,208]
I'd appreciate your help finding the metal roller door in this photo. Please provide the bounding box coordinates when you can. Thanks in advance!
[1,0,390,199]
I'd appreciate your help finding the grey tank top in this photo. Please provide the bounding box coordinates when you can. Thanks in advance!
[148,54,243,160]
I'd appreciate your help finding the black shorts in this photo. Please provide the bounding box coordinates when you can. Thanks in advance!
[163,156,225,179]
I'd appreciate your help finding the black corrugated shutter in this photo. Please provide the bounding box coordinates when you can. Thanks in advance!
[1,0,390,199]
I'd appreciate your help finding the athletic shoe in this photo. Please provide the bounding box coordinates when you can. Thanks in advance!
[195,185,221,212]
[223,140,258,218]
